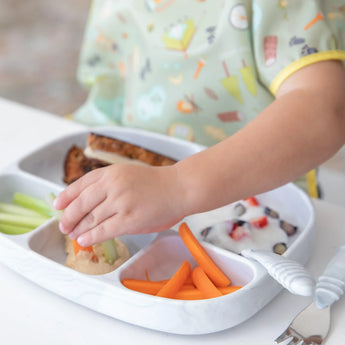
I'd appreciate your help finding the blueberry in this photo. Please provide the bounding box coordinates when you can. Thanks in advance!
[280,220,298,236]
[273,242,287,255]
[264,206,279,219]
[234,203,246,217]
[200,226,212,238]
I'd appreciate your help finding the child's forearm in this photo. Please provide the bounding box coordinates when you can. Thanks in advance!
[176,63,345,216]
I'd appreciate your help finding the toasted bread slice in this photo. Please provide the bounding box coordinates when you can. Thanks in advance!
[63,133,177,184]
[63,145,109,185]
[87,133,176,166]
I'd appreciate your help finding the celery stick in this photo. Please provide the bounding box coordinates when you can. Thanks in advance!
[0,223,35,235]
[0,202,46,217]
[45,193,63,221]
[0,212,49,228]
[13,192,52,217]
[102,239,119,265]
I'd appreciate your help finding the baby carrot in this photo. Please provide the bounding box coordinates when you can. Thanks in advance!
[175,288,205,300]
[72,240,98,262]
[220,285,242,294]
[73,239,94,255]
[184,274,195,286]
[179,222,231,287]
[174,285,242,300]
[180,284,196,290]
[156,260,191,298]
[192,266,222,299]
[122,279,169,295]
[121,279,195,295]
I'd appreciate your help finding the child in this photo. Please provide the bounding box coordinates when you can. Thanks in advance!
[54,0,345,247]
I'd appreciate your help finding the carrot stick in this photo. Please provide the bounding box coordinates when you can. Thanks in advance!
[179,222,231,287]
[180,284,197,290]
[184,274,195,286]
[121,278,195,295]
[219,285,242,294]
[191,266,222,299]
[73,240,94,255]
[174,285,242,300]
[73,239,98,262]
[121,277,241,299]
[156,260,191,298]
[122,279,169,295]
[175,288,205,300]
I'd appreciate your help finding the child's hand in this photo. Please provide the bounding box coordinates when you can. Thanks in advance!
[53,164,186,247]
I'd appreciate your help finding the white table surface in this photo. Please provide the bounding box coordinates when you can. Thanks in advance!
[1,97,345,345]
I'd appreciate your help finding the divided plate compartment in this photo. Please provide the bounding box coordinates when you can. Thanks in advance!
[0,127,315,334]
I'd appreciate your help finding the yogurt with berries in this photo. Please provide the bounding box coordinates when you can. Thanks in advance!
[198,197,298,255]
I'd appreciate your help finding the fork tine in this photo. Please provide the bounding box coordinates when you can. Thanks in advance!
[275,328,307,345]
[296,340,307,345]
[287,337,305,345]
[275,329,292,343]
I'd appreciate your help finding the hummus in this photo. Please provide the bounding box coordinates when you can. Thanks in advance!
[65,236,130,275]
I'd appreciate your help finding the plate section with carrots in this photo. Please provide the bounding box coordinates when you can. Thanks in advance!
[122,222,242,300]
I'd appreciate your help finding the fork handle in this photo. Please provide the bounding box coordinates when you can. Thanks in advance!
[315,244,345,309]
[241,249,315,296]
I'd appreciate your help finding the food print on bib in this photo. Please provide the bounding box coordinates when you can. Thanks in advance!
[74,0,345,147]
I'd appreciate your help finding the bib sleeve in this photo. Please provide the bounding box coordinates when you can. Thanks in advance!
[252,0,345,95]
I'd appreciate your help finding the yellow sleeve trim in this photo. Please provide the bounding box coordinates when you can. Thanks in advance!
[306,169,319,199]
[270,50,345,95]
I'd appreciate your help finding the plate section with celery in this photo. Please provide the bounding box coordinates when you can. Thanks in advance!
[0,191,130,275]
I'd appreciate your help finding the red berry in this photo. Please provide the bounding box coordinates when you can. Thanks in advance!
[251,216,268,229]
[245,196,259,206]
[229,226,249,240]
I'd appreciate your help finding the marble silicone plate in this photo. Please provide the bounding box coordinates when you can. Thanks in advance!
[0,127,315,335]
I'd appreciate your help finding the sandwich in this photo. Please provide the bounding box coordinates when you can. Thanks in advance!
[63,132,176,184]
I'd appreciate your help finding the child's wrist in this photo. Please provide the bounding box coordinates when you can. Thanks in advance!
[173,160,201,217]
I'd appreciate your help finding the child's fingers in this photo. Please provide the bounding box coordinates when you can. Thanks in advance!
[68,198,118,240]
[59,183,107,235]
[54,169,104,210]
[75,204,154,246]
[76,214,128,247]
